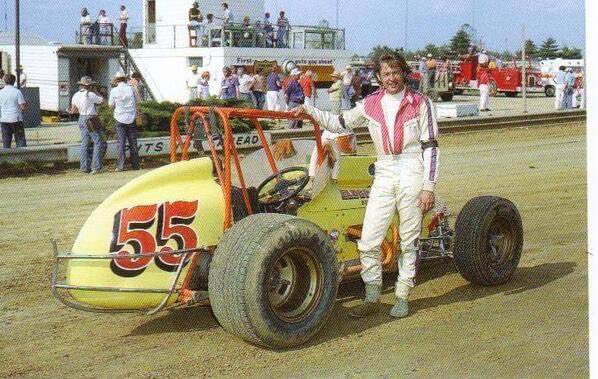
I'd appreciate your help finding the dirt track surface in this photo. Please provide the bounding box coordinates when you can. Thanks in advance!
[0,122,587,377]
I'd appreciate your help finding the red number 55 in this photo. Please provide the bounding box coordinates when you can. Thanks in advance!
[109,201,198,277]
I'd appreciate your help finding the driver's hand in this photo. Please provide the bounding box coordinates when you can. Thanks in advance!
[417,190,435,213]
[290,105,305,117]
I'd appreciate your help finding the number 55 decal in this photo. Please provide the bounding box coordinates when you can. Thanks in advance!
[109,201,199,277]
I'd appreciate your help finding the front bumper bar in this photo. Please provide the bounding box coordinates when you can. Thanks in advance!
[51,240,209,315]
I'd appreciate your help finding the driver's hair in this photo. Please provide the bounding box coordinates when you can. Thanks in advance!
[373,53,411,79]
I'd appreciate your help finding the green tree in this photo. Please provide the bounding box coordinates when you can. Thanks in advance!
[450,24,472,55]
[368,45,405,59]
[524,39,537,57]
[537,37,560,59]
[559,46,582,59]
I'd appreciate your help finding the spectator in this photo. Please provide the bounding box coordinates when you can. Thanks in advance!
[478,49,489,65]
[341,66,354,110]
[299,69,316,107]
[266,65,282,111]
[553,66,566,110]
[263,12,274,47]
[562,67,576,110]
[186,65,201,100]
[189,1,204,45]
[70,76,104,174]
[203,14,218,46]
[221,2,234,25]
[237,67,256,106]
[96,10,111,45]
[109,72,140,172]
[359,68,372,98]
[220,66,239,99]
[327,71,343,115]
[477,67,490,112]
[426,54,437,88]
[80,7,92,44]
[128,72,143,101]
[119,5,129,47]
[276,11,290,48]
[252,69,266,109]
[285,68,304,128]
[17,66,27,88]
[199,71,211,100]
[0,74,27,149]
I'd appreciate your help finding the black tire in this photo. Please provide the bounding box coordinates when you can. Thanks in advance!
[545,85,556,97]
[454,89,464,95]
[453,196,523,286]
[440,93,454,102]
[208,214,339,348]
[505,92,517,97]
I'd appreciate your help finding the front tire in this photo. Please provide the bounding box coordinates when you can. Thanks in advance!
[208,214,339,348]
[453,196,523,286]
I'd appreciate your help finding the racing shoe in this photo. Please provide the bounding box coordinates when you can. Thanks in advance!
[349,300,381,318]
[390,297,409,318]
[349,283,381,318]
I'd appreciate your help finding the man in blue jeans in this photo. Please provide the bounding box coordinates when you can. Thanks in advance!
[109,72,140,171]
[0,74,27,148]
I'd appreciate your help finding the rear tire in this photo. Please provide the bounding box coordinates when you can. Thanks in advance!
[545,85,556,97]
[453,196,523,286]
[209,214,339,348]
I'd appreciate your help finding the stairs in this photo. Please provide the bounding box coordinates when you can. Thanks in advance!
[118,48,156,101]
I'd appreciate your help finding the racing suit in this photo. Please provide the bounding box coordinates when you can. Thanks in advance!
[302,88,440,298]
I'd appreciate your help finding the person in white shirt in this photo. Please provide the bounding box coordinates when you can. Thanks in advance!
[187,65,201,100]
[221,2,234,25]
[292,52,439,319]
[237,66,256,107]
[70,76,105,173]
[97,10,111,45]
[119,5,129,47]
[199,71,211,100]
[109,72,140,171]
[80,7,92,44]
[0,74,27,148]
[17,66,27,88]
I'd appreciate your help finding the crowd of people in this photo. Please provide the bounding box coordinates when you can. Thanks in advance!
[80,5,129,47]
[68,72,143,174]
[185,63,375,129]
[187,2,292,48]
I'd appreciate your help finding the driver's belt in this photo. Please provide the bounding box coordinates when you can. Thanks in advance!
[421,140,439,150]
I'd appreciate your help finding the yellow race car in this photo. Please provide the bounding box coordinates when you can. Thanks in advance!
[52,107,523,349]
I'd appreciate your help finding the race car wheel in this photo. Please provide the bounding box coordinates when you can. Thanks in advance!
[453,196,523,286]
[209,213,339,348]
[545,85,556,97]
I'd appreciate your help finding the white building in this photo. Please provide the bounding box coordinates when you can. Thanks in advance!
[129,0,353,108]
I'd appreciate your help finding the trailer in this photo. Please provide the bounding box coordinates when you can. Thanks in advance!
[0,32,122,113]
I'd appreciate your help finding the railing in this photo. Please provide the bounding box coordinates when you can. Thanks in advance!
[78,23,115,45]
[143,22,345,50]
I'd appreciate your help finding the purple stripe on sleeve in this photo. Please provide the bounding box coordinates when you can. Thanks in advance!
[425,97,435,140]
[429,147,437,181]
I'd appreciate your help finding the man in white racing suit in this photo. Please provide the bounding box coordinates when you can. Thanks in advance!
[292,52,440,318]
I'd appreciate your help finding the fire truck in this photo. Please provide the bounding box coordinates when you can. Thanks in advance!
[453,56,545,97]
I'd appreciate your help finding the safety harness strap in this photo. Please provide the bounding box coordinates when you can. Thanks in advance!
[421,140,439,150]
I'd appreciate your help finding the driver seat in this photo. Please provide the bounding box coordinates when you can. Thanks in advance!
[231,186,262,222]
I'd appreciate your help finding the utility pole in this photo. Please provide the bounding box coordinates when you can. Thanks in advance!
[336,0,339,28]
[405,0,408,51]
[521,24,527,113]
[15,0,20,88]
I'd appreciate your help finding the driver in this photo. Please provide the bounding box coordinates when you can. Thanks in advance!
[292,52,439,319]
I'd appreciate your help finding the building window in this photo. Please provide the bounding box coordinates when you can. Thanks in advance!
[187,57,204,67]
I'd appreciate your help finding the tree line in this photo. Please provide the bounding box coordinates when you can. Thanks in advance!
[362,24,582,62]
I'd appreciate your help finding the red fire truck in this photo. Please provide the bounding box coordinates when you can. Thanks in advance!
[453,57,544,97]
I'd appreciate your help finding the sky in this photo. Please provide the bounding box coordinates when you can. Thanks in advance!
[5,0,585,54]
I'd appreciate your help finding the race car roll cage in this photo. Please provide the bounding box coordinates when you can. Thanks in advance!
[52,108,327,315]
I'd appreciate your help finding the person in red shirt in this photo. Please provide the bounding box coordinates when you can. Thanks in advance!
[476,68,490,111]
[299,70,316,107]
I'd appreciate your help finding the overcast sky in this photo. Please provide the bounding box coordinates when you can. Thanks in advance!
[6,0,585,54]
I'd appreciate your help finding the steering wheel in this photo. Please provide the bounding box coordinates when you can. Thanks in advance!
[256,167,310,206]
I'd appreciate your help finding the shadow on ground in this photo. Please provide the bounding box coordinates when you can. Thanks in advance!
[126,261,576,349]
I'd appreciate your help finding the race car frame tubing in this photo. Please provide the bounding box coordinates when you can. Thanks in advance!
[50,240,210,315]
[169,107,325,230]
